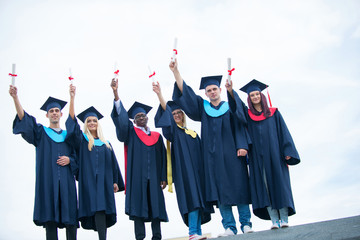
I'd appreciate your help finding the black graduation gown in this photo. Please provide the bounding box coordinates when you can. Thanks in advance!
[154,104,213,226]
[111,102,168,222]
[172,81,251,206]
[233,98,300,220]
[65,116,124,230]
[12,112,78,227]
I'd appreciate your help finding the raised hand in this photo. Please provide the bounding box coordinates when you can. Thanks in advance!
[9,85,18,98]
[169,58,178,73]
[69,84,76,98]
[152,81,161,95]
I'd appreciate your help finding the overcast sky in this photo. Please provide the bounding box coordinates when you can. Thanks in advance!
[1,0,360,239]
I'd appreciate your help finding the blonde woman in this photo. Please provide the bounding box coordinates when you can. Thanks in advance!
[153,82,213,240]
[66,85,124,240]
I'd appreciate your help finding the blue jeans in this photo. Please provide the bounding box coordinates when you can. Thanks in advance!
[188,209,202,235]
[219,204,252,234]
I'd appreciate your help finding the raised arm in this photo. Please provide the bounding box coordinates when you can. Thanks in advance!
[225,79,235,100]
[69,84,76,120]
[9,85,25,120]
[169,59,183,93]
[111,78,120,101]
[153,81,167,110]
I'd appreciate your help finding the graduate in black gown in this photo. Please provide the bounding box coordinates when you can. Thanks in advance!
[110,79,168,240]
[153,82,213,240]
[9,85,78,240]
[169,59,253,236]
[235,79,300,229]
[65,85,124,240]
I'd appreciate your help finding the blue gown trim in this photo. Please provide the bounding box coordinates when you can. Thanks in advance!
[83,133,108,146]
[43,126,67,143]
[203,100,229,117]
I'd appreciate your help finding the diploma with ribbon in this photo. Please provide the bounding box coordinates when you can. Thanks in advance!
[9,63,17,86]
[69,68,74,85]
[227,58,235,84]
[171,37,178,62]
[114,62,119,80]
[148,65,156,84]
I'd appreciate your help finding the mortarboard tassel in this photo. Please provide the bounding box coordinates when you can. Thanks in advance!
[266,87,273,108]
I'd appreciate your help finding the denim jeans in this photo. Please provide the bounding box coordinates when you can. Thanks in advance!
[219,204,252,234]
[188,209,201,235]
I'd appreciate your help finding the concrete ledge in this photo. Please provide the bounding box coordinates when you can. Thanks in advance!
[217,215,360,240]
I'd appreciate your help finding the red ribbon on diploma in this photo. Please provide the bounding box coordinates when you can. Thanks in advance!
[228,68,235,75]
[9,73,17,77]
[114,70,119,75]
[149,72,156,78]
[173,49,178,55]
[69,76,74,81]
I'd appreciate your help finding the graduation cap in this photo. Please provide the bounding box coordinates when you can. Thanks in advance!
[167,101,181,111]
[240,79,268,94]
[199,75,222,90]
[128,101,152,119]
[77,106,104,123]
[40,96,67,112]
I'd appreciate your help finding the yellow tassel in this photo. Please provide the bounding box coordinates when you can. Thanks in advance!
[166,140,173,193]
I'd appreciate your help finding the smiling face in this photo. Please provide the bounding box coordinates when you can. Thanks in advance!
[249,91,261,105]
[134,112,148,128]
[86,116,98,133]
[172,109,184,125]
[46,107,62,124]
[205,84,221,102]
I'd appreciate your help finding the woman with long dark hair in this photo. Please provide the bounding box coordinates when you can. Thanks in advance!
[230,79,300,229]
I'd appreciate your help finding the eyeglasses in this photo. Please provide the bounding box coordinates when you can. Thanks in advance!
[172,111,183,116]
[134,113,146,120]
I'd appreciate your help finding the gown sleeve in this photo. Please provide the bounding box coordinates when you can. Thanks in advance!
[65,115,82,179]
[12,111,43,147]
[65,115,82,149]
[172,81,203,121]
[111,100,131,144]
[109,142,125,192]
[154,104,175,142]
[227,90,248,125]
[157,136,167,182]
[276,111,300,165]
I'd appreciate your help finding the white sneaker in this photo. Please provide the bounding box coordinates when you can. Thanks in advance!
[218,228,235,237]
[271,221,280,230]
[280,220,289,228]
[243,225,254,233]
[189,234,207,240]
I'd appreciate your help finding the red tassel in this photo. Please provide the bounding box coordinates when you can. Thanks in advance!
[267,87,273,108]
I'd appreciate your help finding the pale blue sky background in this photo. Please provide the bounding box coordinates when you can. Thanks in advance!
[1,0,360,239]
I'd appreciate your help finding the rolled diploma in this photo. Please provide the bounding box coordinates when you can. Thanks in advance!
[69,68,74,85]
[171,38,178,62]
[227,58,231,83]
[11,64,16,86]
[148,66,156,84]
[114,62,119,79]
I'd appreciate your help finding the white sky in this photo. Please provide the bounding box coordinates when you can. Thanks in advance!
[1,0,360,239]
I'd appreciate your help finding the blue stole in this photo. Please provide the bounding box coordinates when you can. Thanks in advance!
[43,126,67,143]
[203,100,229,117]
[83,133,108,146]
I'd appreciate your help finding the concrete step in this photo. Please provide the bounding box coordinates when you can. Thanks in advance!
[215,215,360,240]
